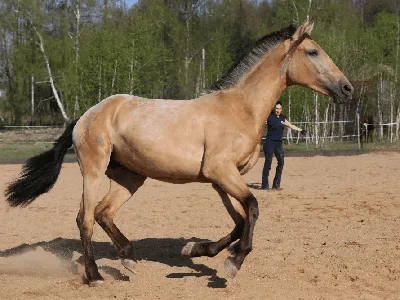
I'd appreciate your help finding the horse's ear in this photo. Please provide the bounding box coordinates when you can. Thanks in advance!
[292,19,314,41]
[305,22,314,36]
[292,18,309,42]
[281,19,313,76]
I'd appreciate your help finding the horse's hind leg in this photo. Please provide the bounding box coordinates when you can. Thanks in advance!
[182,183,245,258]
[76,163,110,286]
[75,131,112,287]
[94,162,146,272]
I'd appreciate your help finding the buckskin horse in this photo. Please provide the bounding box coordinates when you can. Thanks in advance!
[5,19,353,287]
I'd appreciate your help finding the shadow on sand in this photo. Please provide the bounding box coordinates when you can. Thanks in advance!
[247,182,262,190]
[0,237,227,288]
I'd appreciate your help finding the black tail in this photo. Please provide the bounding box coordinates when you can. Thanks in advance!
[5,120,78,207]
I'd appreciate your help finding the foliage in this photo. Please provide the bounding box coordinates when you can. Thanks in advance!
[0,0,398,127]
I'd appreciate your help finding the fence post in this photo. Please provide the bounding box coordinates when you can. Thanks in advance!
[314,93,319,149]
[357,113,361,150]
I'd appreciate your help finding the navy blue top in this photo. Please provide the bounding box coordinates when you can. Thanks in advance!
[265,113,286,142]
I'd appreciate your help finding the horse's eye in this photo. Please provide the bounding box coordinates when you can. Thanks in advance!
[307,49,319,57]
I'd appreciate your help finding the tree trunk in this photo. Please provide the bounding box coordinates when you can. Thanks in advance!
[129,40,135,95]
[394,4,400,142]
[31,75,35,123]
[201,48,206,92]
[307,0,313,19]
[396,107,400,142]
[33,25,69,121]
[184,9,191,98]
[287,89,292,144]
[111,59,118,95]
[290,0,299,25]
[377,74,383,139]
[73,0,81,118]
[98,65,102,102]
[357,113,361,149]
[390,84,394,143]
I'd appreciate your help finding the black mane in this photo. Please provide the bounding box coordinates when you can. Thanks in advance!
[205,25,296,93]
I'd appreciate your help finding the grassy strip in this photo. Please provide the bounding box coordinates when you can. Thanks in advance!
[0,143,76,162]
[1,140,400,163]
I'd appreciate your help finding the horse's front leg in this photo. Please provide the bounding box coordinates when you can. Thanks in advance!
[202,161,259,279]
[182,183,245,258]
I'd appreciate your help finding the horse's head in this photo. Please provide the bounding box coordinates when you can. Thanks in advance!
[283,19,354,104]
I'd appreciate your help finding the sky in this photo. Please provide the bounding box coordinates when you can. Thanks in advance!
[125,0,138,7]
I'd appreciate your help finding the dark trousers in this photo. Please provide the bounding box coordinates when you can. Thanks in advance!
[262,139,284,188]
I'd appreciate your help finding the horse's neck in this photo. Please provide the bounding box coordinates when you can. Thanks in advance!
[234,44,288,135]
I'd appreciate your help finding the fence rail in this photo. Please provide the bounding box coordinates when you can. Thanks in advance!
[2,118,400,150]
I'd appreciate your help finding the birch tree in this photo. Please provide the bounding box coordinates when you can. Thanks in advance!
[32,24,69,121]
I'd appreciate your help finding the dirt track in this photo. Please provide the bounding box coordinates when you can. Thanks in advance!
[1,153,399,299]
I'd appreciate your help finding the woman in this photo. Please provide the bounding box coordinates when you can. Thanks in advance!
[261,101,306,190]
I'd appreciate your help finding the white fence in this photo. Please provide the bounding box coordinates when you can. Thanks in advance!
[262,114,400,150]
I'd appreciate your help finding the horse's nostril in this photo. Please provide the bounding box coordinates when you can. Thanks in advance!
[342,84,354,95]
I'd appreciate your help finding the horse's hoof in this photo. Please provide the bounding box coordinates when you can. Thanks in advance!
[89,279,104,287]
[181,242,195,257]
[224,257,239,279]
[121,258,137,274]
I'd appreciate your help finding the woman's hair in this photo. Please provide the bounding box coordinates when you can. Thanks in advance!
[271,101,283,114]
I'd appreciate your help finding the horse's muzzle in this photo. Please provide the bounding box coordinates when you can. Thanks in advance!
[328,79,354,104]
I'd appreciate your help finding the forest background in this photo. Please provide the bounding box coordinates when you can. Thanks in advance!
[0,0,399,144]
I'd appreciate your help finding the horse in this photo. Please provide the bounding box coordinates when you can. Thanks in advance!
[5,19,353,287]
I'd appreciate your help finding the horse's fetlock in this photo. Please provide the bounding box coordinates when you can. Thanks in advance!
[207,246,219,257]
[243,245,253,255]
[118,244,133,258]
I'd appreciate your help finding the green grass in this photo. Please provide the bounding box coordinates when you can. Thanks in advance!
[0,127,75,162]
[0,143,76,162]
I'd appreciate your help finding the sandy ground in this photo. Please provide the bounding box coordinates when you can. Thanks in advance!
[0,152,400,300]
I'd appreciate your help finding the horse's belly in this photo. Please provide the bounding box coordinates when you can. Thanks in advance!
[113,145,205,183]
